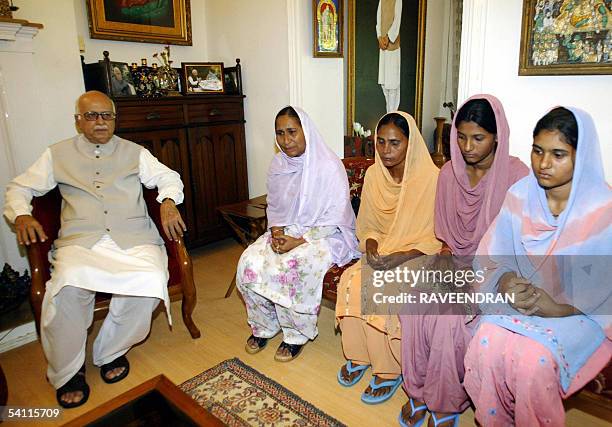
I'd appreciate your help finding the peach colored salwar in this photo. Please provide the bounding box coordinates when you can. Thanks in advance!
[335,111,441,377]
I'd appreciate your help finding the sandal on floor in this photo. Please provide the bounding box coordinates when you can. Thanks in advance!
[245,335,269,354]
[398,397,428,427]
[100,355,130,384]
[361,375,403,405]
[431,412,459,427]
[337,360,370,387]
[56,365,90,409]
[273,342,304,362]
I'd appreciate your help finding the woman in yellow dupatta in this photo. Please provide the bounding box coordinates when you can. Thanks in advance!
[335,111,441,404]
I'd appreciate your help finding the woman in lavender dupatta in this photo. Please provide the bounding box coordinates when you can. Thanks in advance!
[464,107,612,426]
[398,95,528,427]
[236,106,359,362]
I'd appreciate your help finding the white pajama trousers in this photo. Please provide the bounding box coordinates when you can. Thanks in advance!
[382,87,401,113]
[41,286,159,389]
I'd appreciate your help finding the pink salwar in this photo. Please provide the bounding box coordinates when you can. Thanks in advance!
[400,314,473,413]
[464,323,612,427]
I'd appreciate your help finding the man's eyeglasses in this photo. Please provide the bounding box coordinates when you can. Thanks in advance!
[75,111,117,121]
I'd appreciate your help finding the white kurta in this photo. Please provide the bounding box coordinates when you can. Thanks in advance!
[376,0,403,90]
[4,145,184,324]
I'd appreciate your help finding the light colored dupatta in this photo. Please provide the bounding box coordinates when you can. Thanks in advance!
[266,106,359,266]
[475,107,612,392]
[356,111,441,256]
[434,94,529,255]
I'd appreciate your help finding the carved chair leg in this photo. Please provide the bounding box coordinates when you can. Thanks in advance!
[174,239,201,339]
[224,273,237,298]
[181,289,201,339]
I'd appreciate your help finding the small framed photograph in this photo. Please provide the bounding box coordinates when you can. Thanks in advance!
[313,0,343,58]
[223,68,241,95]
[109,62,137,97]
[181,62,225,95]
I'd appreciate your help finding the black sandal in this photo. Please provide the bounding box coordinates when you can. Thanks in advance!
[274,342,304,362]
[100,355,130,384]
[56,365,90,409]
[245,335,268,354]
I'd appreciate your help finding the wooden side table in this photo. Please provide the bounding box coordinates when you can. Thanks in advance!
[218,195,268,298]
[62,375,222,426]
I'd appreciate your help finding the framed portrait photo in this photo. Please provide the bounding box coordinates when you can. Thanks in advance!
[181,62,225,95]
[346,0,427,134]
[109,62,137,97]
[86,0,192,46]
[519,0,612,76]
[313,0,344,57]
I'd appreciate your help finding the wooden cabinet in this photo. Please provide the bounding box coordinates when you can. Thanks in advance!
[114,96,248,248]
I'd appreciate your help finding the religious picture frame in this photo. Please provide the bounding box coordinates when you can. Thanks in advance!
[86,0,192,46]
[180,62,225,95]
[518,0,612,76]
[313,0,344,57]
[346,0,427,134]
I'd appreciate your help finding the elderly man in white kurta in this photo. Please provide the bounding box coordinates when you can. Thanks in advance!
[376,0,402,113]
[3,91,186,408]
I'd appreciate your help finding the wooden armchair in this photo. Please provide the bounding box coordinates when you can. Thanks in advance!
[26,187,200,339]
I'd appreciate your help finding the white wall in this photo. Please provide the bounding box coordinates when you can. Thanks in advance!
[74,0,208,66]
[204,0,290,198]
[11,1,84,168]
[288,0,345,158]
[459,0,612,181]
[1,0,85,270]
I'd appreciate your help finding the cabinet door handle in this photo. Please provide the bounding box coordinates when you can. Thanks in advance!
[208,109,221,117]
[146,112,161,120]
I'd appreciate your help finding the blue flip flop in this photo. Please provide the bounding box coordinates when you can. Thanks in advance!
[361,375,403,404]
[431,413,460,427]
[337,360,370,387]
[398,397,428,427]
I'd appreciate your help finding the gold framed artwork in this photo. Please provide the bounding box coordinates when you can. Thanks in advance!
[346,0,427,134]
[313,0,344,57]
[519,0,612,76]
[86,0,192,46]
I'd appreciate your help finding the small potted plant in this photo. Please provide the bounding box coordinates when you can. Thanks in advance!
[345,122,372,158]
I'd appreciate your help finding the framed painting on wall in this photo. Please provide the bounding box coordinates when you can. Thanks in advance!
[519,0,612,75]
[86,0,192,46]
[313,0,344,57]
[346,0,427,135]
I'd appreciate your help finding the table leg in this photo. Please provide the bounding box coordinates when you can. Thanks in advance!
[224,273,237,298]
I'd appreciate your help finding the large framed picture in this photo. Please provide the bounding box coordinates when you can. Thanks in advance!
[86,0,192,46]
[181,62,225,95]
[519,0,612,76]
[313,0,344,57]
[346,0,427,134]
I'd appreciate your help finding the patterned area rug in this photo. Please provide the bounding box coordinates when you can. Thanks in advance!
[180,358,346,427]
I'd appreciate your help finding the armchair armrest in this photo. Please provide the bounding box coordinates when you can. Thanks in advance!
[26,241,52,334]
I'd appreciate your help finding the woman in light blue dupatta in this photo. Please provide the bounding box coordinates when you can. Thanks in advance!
[463,107,611,427]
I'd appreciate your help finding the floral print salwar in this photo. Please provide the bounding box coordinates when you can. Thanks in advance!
[236,225,335,344]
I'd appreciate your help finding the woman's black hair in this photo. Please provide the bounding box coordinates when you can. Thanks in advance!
[532,107,578,149]
[275,106,301,126]
[454,98,497,134]
[376,113,410,139]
